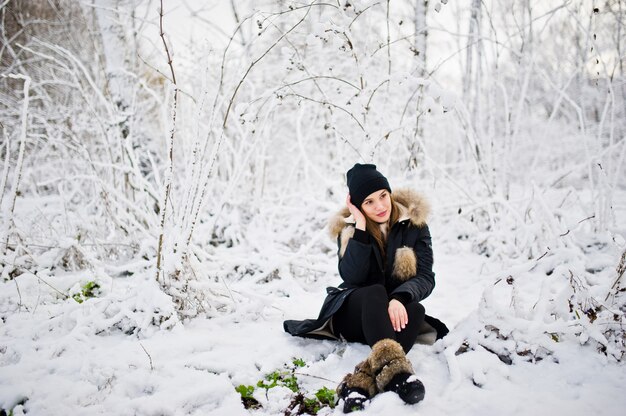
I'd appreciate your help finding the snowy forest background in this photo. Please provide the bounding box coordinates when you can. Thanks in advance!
[1,0,625,415]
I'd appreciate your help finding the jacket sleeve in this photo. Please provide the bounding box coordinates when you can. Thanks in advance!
[390,225,435,303]
[337,228,372,286]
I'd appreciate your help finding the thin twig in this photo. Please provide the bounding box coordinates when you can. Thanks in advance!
[14,278,25,312]
[0,74,30,257]
[0,127,10,210]
[365,79,390,116]
[222,4,313,128]
[139,343,154,371]
[180,12,256,255]
[155,0,179,284]
[577,215,595,224]
[605,250,626,301]
[33,272,69,299]
[332,127,365,161]
[559,215,596,237]
[386,0,391,77]
[294,372,337,384]
[283,91,365,132]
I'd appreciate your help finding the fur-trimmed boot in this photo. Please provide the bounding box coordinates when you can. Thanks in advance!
[336,359,377,413]
[367,339,425,405]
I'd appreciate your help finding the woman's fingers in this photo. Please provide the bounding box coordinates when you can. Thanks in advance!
[388,305,394,329]
[388,306,397,331]
[396,309,407,331]
[388,300,408,332]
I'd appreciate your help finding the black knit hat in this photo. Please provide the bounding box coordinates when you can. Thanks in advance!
[346,163,391,207]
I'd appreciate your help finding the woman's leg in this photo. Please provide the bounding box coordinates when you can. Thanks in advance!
[394,301,426,352]
[333,285,396,347]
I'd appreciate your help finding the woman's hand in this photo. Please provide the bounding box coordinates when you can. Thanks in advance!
[388,299,408,332]
[346,194,367,230]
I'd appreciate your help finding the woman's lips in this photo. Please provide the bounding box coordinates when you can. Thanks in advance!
[376,210,387,217]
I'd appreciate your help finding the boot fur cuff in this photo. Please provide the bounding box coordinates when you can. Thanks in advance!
[375,358,414,391]
[368,339,414,391]
[368,339,406,370]
[337,360,377,398]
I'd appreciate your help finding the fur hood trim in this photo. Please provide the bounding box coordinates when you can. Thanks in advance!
[328,188,430,239]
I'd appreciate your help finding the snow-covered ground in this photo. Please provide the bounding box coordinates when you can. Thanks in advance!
[1,2,624,414]
[1,229,624,415]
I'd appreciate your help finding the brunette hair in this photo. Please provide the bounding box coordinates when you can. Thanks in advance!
[363,194,400,259]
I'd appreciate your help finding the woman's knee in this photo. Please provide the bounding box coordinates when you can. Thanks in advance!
[348,285,389,315]
[406,301,425,321]
[354,284,388,301]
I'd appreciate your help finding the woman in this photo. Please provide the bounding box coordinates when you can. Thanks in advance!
[284,163,448,412]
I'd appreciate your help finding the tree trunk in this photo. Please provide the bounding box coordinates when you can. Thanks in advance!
[92,0,133,113]
[409,1,428,170]
[464,0,482,126]
[413,0,428,77]
[90,0,136,196]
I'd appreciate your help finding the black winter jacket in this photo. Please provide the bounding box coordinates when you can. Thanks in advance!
[283,189,448,342]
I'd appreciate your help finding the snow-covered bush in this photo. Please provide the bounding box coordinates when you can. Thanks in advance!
[1,0,623,340]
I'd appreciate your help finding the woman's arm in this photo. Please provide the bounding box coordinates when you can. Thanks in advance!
[336,194,373,286]
[390,225,435,302]
[337,227,373,285]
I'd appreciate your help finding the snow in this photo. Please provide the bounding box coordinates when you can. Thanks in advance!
[1,0,625,415]
[2,224,625,415]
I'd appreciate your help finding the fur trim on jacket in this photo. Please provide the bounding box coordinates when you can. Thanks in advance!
[328,188,430,240]
[392,247,417,280]
[327,188,430,280]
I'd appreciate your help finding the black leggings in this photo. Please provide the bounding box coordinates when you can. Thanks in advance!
[332,284,425,353]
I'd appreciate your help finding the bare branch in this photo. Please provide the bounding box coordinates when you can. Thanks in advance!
[155,0,179,284]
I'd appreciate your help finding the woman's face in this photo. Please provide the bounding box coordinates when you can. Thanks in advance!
[360,189,391,223]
